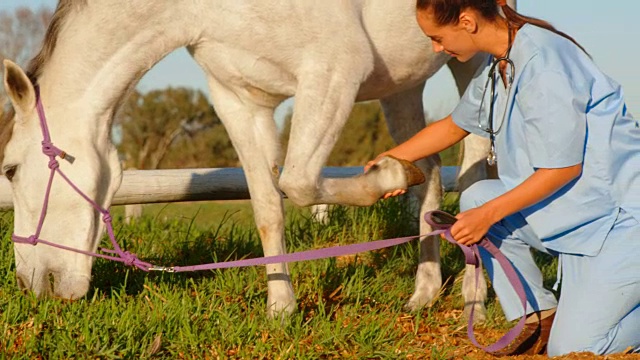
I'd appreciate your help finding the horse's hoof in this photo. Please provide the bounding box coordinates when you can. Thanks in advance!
[266,297,297,320]
[385,155,425,187]
[404,290,436,312]
[403,299,424,312]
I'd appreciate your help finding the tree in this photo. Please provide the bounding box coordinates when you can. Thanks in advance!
[0,6,53,99]
[116,87,238,170]
[0,6,53,161]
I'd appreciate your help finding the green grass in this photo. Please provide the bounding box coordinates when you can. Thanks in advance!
[0,197,558,359]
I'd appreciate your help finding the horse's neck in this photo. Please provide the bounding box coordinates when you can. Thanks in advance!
[38,2,197,133]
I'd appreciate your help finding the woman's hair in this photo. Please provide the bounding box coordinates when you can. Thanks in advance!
[416,0,588,54]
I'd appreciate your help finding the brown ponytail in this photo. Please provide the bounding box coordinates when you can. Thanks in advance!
[500,4,589,55]
[417,0,589,55]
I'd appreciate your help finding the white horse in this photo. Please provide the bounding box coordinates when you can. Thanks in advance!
[1,0,512,319]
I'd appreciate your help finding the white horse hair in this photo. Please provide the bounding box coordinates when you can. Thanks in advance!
[2,0,513,319]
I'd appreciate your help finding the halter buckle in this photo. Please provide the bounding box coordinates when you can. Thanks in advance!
[149,266,176,273]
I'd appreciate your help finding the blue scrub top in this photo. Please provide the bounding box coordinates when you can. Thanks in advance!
[452,24,640,256]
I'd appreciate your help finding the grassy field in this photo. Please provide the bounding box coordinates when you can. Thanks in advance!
[0,197,636,359]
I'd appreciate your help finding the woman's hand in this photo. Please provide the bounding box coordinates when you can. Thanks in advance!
[448,206,498,246]
[381,188,407,199]
[364,159,380,173]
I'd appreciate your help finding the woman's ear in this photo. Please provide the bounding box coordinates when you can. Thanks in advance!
[459,12,478,34]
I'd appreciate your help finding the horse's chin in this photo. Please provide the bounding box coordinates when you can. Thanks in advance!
[16,268,91,300]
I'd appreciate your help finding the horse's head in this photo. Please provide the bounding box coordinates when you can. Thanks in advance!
[2,60,122,299]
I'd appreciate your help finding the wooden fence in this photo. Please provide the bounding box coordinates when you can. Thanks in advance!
[0,166,459,210]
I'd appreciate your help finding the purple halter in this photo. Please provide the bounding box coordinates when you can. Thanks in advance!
[10,85,526,353]
[11,86,154,270]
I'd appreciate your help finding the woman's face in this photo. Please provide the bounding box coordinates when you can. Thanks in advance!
[416,8,479,62]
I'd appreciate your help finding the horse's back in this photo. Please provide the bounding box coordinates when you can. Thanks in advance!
[187,0,446,102]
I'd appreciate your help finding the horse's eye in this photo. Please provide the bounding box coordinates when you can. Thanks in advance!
[3,165,17,181]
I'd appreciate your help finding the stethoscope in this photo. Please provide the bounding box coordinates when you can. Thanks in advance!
[477,27,516,166]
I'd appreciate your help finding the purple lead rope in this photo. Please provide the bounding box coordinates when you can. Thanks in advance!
[428,211,527,353]
[11,85,526,353]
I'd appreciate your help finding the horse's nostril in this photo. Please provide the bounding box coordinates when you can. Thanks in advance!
[15,270,54,297]
[48,273,56,293]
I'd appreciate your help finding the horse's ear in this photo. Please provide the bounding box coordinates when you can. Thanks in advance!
[3,59,36,118]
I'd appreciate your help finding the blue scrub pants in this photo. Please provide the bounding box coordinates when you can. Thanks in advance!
[460,180,640,356]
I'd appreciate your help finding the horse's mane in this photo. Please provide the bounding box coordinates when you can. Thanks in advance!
[27,0,87,83]
[0,0,87,168]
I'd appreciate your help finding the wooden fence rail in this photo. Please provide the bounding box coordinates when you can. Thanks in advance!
[0,166,459,210]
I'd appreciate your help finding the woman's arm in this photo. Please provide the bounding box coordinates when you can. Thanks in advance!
[368,114,469,166]
[452,164,583,245]
[366,115,469,199]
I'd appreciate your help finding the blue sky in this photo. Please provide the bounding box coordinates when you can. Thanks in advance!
[3,0,640,121]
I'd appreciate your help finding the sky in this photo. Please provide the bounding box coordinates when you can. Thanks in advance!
[3,0,640,122]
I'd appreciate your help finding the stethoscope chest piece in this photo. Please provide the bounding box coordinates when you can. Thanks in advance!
[478,56,515,166]
[477,24,517,166]
[487,143,497,166]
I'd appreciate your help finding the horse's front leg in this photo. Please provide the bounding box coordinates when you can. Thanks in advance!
[279,71,423,207]
[205,79,295,318]
[380,83,444,311]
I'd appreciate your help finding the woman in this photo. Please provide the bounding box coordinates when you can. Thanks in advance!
[368,0,640,356]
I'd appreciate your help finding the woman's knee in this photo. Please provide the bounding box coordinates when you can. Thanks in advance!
[459,179,505,211]
[547,335,615,357]
[547,308,640,357]
[547,334,587,357]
